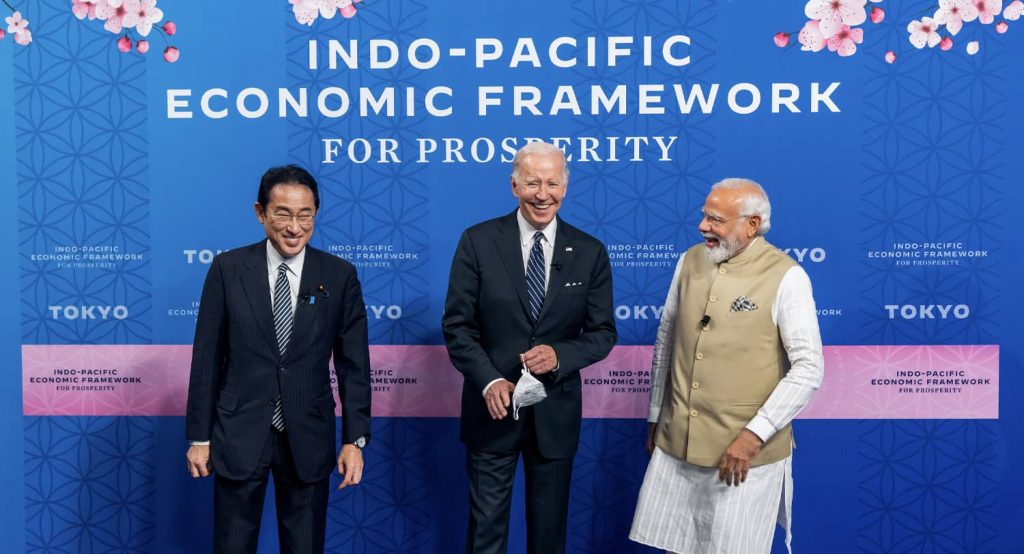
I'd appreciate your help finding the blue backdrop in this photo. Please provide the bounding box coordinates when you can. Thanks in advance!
[1,0,1022,552]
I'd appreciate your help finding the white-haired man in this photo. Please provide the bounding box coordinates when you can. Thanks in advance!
[630,178,824,553]
[443,142,616,553]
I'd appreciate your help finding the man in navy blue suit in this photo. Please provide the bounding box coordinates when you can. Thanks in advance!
[185,165,372,553]
[443,142,617,553]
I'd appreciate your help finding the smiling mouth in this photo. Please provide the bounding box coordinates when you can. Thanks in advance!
[530,202,552,210]
[702,233,720,248]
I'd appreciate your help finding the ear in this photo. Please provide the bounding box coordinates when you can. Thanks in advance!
[254,202,265,223]
[510,177,520,197]
[745,215,761,238]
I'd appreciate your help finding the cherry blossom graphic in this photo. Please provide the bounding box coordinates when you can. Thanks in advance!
[779,0,1020,62]
[1,0,179,61]
[290,0,363,26]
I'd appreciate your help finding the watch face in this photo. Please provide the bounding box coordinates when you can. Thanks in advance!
[354,437,366,448]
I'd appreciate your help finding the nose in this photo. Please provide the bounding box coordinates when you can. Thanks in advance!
[698,217,711,233]
[535,187,550,200]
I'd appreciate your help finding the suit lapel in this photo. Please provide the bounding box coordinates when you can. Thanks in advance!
[493,212,533,321]
[238,241,279,353]
[537,218,573,323]
[286,247,323,361]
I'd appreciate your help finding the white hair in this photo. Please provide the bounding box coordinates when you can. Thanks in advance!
[710,177,772,235]
[511,142,569,184]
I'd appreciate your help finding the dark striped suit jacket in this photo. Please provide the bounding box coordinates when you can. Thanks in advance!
[185,240,372,483]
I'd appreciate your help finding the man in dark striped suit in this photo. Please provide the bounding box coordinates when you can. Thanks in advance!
[185,165,372,553]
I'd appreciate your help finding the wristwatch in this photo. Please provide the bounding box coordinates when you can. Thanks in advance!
[353,436,366,449]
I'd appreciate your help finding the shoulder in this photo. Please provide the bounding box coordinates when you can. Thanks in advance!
[211,241,263,267]
[462,214,510,239]
[763,241,798,269]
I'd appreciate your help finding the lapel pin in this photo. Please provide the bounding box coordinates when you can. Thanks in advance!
[565,247,573,252]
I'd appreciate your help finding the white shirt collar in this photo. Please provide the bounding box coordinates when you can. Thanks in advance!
[516,209,557,248]
[266,240,306,276]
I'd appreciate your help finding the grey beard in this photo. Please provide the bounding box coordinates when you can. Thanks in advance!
[704,236,739,264]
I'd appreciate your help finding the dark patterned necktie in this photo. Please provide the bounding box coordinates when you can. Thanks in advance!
[271,263,291,432]
[526,231,546,322]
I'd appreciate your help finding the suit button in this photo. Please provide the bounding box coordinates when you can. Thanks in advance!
[692,381,700,389]
[695,352,704,360]
[689,409,698,417]
[709,295,718,302]
[718,267,727,275]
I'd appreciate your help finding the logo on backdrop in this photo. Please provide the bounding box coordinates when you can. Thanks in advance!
[48,305,129,320]
[29,244,145,270]
[606,243,677,269]
[866,241,988,268]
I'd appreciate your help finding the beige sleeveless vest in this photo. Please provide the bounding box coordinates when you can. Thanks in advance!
[654,238,796,467]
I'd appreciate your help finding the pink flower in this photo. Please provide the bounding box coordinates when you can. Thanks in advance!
[996,20,1009,31]
[1005,0,1024,20]
[805,0,868,38]
[136,39,149,53]
[5,11,28,34]
[290,0,320,26]
[934,0,977,35]
[131,0,163,36]
[798,19,828,51]
[907,17,942,48]
[162,20,176,35]
[870,6,885,23]
[163,45,179,63]
[0,29,5,40]
[966,40,980,54]
[72,0,102,20]
[972,0,1003,23]
[98,0,141,34]
[117,35,132,52]
[884,50,897,63]
[940,36,954,49]
[14,28,31,46]
[774,32,791,47]
[827,24,863,56]
[340,0,358,18]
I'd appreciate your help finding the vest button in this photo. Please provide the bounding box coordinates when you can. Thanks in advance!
[718,267,727,275]
[691,381,699,389]
[709,295,718,302]
[689,409,698,417]
[695,352,704,360]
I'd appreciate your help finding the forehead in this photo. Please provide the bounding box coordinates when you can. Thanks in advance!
[703,189,744,215]
[517,153,565,179]
[267,183,315,207]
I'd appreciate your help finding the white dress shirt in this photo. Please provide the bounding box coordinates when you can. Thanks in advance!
[266,241,305,313]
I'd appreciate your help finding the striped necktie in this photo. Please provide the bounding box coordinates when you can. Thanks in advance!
[271,263,292,432]
[526,231,546,322]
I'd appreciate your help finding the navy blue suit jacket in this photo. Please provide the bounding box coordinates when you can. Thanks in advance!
[442,212,616,459]
[185,241,371,483]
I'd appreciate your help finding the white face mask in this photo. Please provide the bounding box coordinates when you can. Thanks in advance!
[512,364,548,420]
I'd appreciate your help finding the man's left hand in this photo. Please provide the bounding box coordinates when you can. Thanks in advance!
[717,429,764,487]
[521,345,558,375]
[337,444,364,490]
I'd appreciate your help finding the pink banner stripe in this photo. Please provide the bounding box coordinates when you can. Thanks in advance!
[22,344,998,419]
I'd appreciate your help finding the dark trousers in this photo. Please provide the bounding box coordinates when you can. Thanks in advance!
[213,430,329,554]
[466,410,575,554]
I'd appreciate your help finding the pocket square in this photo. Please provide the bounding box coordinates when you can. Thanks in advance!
[564,281,584,287]
[730,296,758,312]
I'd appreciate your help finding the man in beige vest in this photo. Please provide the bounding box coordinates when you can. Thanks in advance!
[629,178,824,554]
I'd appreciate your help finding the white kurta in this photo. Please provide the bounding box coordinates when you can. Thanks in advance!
[630,244,824,554]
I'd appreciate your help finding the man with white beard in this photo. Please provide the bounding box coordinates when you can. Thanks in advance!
[629,178,824,554]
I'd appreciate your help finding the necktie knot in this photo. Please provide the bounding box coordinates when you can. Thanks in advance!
[533,231,544,245]
[277,262,289,275]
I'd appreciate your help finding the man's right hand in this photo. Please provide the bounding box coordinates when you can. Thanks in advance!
[484,379,515,420]
[187,444,211,478]
[645,423,657,456]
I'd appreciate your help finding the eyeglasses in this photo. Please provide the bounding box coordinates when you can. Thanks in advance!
[268,211,315,227]
[700,211,751,227]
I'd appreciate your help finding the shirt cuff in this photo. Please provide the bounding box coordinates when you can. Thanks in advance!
[189,440,210,446]
[482,378,505,397]
[745,415,777,443]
